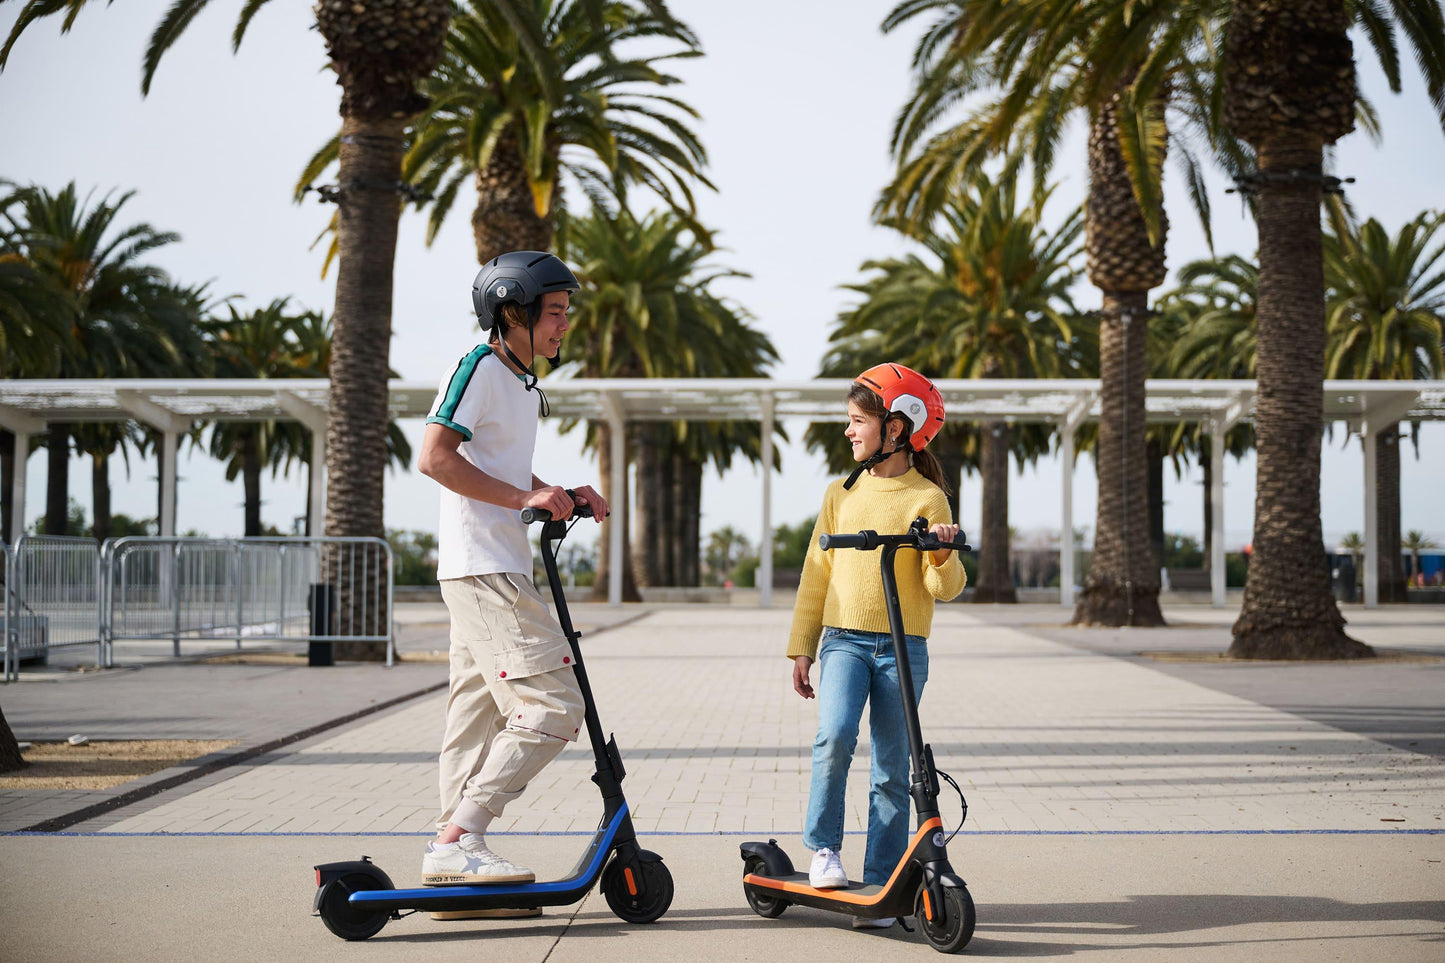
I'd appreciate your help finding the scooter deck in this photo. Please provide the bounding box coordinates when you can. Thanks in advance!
[744,873,883,899]
[743,871,918,918]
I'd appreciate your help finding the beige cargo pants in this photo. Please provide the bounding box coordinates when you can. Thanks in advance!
[436,573,585,833]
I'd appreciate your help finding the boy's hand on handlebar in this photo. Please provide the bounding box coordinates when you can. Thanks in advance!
[792,656,815,699]
[524,485,575,520]
[930,522,960,565]
[571,485,609,522]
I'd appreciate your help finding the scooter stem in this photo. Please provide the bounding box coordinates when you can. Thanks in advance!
[878,542,939,821]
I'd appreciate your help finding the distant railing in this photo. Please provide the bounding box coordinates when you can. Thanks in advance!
[2,536,103,682]
[2,535,394,681]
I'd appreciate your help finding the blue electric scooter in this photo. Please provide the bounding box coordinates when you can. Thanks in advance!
[313,497,672,940]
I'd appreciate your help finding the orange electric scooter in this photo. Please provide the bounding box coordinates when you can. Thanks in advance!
[740,517,975,953]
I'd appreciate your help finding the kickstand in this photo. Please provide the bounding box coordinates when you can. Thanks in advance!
[897,917,915,933]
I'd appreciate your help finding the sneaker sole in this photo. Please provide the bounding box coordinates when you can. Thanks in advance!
[809,876,850,889]
[431,907,542,921]
[422,871,536,885]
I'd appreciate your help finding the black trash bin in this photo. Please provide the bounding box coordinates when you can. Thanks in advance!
[1332,556,1358,604]
[308,583,336,666]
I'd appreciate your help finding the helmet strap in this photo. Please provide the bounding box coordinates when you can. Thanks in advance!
[493,308,551,417]
[843,418,909,490]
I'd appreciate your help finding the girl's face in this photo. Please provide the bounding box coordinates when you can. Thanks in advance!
[844,400,899,462]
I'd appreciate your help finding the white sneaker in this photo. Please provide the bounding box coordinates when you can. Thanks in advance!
[422,833,535,885]
[808,847,848,889]
[852,915,896,929]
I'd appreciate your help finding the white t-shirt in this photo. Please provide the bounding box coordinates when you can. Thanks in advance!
[426,346,540,579]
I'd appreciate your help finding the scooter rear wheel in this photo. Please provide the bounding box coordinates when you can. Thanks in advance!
[915,885,975,953]
[601,853,674,923]
[318,873,391,941]
[741,856,789,918]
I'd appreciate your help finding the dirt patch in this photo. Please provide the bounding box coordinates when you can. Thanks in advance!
[0,739,238,790]
[1136,648,1445,664]
[199,650,449,665]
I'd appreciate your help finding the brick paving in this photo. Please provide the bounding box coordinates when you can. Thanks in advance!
[19,604,1433,837]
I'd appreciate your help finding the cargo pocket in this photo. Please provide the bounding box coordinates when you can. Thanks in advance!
[492,638,574,682]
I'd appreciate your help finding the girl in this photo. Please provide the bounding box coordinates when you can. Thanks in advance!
[787,363,965,930]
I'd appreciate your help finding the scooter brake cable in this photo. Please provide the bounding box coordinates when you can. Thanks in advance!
[937,767,969,843]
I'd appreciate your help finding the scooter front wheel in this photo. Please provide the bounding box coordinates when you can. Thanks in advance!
[916,884,975,953]
[601,852,674,923]
[318,873,391,941]
[741,856,789,918]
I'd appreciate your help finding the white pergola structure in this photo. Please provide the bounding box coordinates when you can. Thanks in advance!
[3,378,1442,608]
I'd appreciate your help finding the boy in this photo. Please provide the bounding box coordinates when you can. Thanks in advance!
[417,251,608,886]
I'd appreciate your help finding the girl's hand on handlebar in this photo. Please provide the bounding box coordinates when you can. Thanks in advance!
[523,485,574,520]
[792,656,815,699]
[571,484,609,522]
[929,522,960,565]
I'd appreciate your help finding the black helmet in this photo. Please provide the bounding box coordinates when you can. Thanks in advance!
[471,251,580,329]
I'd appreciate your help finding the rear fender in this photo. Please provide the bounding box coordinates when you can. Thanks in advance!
[312,858,393,914]
[739,840,795,878]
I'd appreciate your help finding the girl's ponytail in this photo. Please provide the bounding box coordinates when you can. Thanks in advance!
[911,447,951,498]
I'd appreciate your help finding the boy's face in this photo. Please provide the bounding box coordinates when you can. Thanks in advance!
[844,400,899,462]
[530,291,571,359]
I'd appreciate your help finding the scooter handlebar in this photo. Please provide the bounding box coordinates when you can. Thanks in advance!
[819,528,971,553]
[521,489,595,525]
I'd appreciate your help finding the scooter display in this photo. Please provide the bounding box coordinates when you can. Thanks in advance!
[314,495,673,941]
[740,517,976,953]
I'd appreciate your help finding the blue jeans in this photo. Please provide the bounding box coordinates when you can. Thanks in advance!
[802,626,929,886]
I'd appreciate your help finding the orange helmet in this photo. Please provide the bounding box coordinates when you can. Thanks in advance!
[854,363,946,451]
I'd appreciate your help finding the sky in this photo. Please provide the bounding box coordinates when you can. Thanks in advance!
[2,0,1444,556]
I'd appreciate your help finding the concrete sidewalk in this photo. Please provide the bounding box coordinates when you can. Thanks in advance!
[2,603,1442,959]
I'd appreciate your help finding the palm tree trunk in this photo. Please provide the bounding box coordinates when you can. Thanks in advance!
[243,427,263,537]
[1,430,14,542]
[472,130,554,263]
[1376,425,1406,603]
[1229,135,1370,658]
[589,420,641,602]
[1200,443,1213,569]
[973,421,1015,603]
[325,115,408,660]
[0,704,24,773]
[1147,436,1165,571]
[631,425,658,588]
[680,455,702,587]
[44,423,68,536]
[1074,296,1163,624]
[92,452,112,544]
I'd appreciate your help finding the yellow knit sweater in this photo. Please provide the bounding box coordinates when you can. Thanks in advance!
[786,468,966,661]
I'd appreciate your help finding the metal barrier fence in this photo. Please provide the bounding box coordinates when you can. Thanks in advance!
[101,536,395,666]
[3,536,103,682]
[1,535,393,680]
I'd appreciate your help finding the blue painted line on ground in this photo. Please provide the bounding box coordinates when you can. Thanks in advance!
[5,828,1441,838]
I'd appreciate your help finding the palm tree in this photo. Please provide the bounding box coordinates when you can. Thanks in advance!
[1222,0,1445,659]
[4,183,201,536]
[1323,204,1445,603]
[4,0,451,659]
[300,0,709,266]
[204,299,325,536]
[560,207,778,598]
[817,171,1083,602]
[1402,530,1439,586]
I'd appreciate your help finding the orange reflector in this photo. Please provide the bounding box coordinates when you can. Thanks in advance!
[624,867,638,896]
[923,889,934,920]
[315,870,321,887]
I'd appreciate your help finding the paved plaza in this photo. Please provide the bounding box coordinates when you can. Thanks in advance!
[2,602,1442,959]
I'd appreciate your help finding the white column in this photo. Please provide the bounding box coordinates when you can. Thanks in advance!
[1363,428,1378,608]
[604,396,626,607]
[759,394,775,609]
[11,430,28,540]
[160,430,178,537]
[309,425,326,536]
[1059,421,1075,608]
[1211,420,1226,608]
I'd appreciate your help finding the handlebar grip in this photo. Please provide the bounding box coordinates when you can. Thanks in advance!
[521,490,595,525]
[819,531,876,551]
